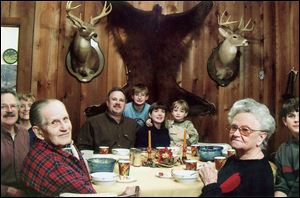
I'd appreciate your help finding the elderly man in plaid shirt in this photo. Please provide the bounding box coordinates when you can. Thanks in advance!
[20,99,95,196]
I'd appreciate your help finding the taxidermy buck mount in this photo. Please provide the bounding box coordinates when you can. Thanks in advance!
[207,10,254,87]
[85,1,216,117]
[65,1,112,82]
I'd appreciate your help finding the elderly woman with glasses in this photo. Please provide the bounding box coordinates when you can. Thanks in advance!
[198,98,275,197]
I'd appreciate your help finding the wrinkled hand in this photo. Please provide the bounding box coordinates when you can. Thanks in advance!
[198,161,218,185]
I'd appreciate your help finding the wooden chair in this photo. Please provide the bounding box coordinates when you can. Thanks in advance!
[269,161,277,184]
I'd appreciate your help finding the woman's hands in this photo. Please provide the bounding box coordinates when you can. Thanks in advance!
[198,161,218,185]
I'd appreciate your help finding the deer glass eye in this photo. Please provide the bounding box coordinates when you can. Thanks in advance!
[80,27,87,31]
[233,35,237,39]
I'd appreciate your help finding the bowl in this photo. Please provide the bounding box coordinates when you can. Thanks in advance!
[87,158,116,173]
[90,172,117,185]
[112,148,130,156]
[198,146,223,161]
[172,170,198,183]
[197,143,231,156]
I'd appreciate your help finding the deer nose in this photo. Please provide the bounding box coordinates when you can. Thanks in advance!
[242,40,248,46]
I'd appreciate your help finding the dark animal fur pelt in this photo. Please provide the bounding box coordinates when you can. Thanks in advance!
[85,1,216,117]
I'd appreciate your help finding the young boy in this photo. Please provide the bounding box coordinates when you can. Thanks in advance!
[166,99,199,147]
[123,84,150,126]
[135,102,170,148]
[146,99,199,147]
[274,97,299,197]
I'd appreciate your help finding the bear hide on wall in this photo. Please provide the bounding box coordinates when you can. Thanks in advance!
[85,1,216,117]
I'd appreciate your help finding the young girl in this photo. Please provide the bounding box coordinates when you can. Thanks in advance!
[135,102,170,148]
[146,99,199,147]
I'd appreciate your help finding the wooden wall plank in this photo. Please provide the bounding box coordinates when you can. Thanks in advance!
[1,1,10,17]
[290,1,299,98]
[262,2,276,153]
[1,1,35,93]
[56,1,82,140]
[274,2,292,151]
[31,2,60,98]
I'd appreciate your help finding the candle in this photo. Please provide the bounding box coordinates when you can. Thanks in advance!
[148,130,151,148]
[183,128,187,146]
[182,128,187,161]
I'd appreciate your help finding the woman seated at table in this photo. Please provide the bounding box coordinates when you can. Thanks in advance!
[198,98,275,197]
[135,102,170,148]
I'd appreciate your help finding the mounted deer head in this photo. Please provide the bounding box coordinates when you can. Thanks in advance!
[65,1,112,82]
[207,10,254,86]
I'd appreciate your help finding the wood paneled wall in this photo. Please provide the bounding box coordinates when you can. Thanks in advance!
[1,1,299,155]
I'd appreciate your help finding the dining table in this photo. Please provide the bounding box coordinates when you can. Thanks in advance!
[92,152,206,197]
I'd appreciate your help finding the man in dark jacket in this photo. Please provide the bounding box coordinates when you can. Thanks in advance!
[77,87,140,152]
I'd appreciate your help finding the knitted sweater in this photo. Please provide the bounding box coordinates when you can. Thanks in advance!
[165,119,198,146]
[274,138,299,197]
[200,157,274,197]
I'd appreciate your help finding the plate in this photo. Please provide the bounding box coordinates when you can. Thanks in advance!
[116,176,137,183]
[155,171,172,179]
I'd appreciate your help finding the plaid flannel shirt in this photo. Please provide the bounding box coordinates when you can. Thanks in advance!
[20,139,95,196]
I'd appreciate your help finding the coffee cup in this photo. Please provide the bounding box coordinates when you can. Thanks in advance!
[185,159,198,170]
[214,156,226,170]
[133,149,142,167]
[191,144,200,156]
[99,146,109,154]
[118,160,130,180]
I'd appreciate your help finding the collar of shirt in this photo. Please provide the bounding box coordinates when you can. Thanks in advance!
[105,111,124,124]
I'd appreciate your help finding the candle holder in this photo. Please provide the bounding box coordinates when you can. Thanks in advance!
[147,147,152,162]
[181,145,188,163]
[141,147,155,167]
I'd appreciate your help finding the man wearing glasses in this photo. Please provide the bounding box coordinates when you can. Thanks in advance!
[1,89,29,197]
[198,98,275,196]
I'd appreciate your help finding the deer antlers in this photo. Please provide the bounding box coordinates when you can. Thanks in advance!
[66,1,112,27]
[66,1,83,27]
[90,1,112,26]
[237,16,254,32]
[218,10,254,32]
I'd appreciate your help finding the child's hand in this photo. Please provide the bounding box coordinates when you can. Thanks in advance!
[146,118,153,127]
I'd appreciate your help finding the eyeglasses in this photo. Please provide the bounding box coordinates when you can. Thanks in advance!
[226,124,267,137]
